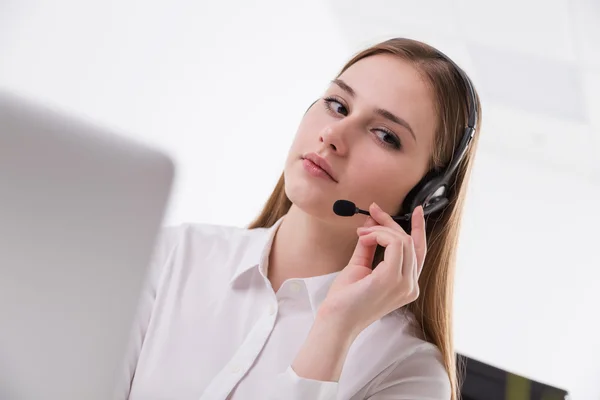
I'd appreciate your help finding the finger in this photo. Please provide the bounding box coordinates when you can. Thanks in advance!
[412,248,420,300]
[357,225,402,237]
[362,215,378,229]
[350,216,381,268]
[410,206,427,276]
[349,227,378,268]
[399,236,417,279]
[358,230,404,278]
[386,235,418,298]
[359,225,418,280]
[357,229,397,246]
[369,202,408,232]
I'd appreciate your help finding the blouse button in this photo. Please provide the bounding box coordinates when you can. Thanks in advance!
[290,282,302,293]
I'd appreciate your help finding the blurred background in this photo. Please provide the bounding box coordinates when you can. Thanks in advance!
[1,0,598,398]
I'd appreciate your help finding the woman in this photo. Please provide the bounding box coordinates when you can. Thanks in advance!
[120,37,482,400]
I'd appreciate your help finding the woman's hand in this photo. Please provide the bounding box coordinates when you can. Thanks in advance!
[290,203,427,383]
[318,202,427,337]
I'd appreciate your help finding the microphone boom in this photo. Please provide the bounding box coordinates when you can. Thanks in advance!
[333,199,409,222]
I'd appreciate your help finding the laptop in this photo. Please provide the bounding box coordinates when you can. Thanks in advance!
[0,89,175,400]
[457,354,570,400]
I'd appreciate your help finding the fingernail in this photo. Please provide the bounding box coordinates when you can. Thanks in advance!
[357,227,372,235]
[412,206,420,219]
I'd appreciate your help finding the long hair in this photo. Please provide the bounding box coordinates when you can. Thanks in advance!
[248,38,482,400]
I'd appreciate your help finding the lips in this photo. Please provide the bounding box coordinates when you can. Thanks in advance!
[302,152,337,182]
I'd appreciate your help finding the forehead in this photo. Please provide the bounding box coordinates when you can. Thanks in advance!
[336,53,437,142]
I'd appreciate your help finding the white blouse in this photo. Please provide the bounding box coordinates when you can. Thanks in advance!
[117,216,451,400]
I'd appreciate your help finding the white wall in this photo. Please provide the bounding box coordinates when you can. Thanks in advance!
[1,1,599,398]
[456,149,600,399]
[0,0,350,227]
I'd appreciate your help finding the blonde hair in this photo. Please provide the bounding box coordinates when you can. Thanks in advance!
[248,38,482,400]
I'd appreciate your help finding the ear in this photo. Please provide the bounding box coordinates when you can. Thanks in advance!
[400,169,442,214]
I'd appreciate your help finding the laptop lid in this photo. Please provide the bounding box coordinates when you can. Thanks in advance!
[0,89,175,400]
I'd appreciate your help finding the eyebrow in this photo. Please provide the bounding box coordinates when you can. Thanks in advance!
[331,78,417,143]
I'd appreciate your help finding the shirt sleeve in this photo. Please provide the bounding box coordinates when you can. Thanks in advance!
[367,344,452,400]
[112,225,182,400]
[266,366,338,400]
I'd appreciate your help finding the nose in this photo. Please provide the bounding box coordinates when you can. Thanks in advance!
[319,124,348,155]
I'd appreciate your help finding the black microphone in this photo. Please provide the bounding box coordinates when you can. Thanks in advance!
[333,200,410,222]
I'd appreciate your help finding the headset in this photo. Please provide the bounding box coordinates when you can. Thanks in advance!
[305,47,479,231]
[397,49,479,230]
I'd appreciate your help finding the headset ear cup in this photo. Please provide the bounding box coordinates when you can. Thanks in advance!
[401,169,442,214]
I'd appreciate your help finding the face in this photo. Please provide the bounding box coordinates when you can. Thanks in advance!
[284,53,437,225]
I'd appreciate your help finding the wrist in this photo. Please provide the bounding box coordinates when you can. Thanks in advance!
[315,301,366,339]
[291,314,358,382]
[313,310,360,344]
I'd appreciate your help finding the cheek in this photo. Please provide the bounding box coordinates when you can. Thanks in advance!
[348,157,419,210]
[354,161,400,191]
[287,119,317,155]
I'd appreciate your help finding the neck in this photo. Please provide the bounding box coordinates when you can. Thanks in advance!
[268,204,359,292]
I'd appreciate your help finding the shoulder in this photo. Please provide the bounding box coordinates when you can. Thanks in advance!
[153,221,264,256]
[374,309,451,398]
[177,222,270,260]
[342,309,451,399]
[149,221,271,282]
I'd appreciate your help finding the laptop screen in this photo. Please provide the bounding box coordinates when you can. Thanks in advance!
[458,354,569,400]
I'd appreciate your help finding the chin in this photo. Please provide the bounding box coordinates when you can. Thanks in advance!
[283,172,338,220]
[284,186,363,232]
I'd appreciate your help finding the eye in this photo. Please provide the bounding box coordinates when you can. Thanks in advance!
[323,96,348,116]
[374,128,402,150]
